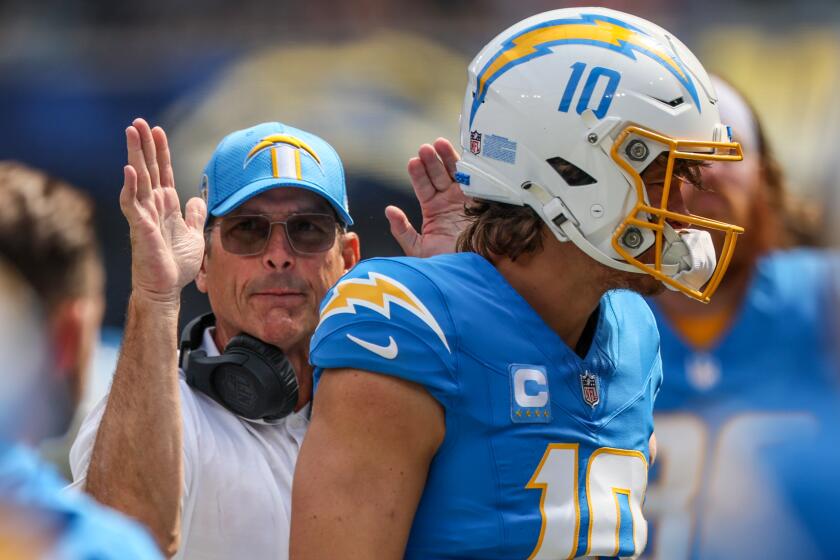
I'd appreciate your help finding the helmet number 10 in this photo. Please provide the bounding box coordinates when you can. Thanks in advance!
[558,62,622,120]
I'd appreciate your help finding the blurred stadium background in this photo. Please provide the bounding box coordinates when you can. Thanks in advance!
[1,0,838,444]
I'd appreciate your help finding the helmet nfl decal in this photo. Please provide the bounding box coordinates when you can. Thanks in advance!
[455,7,744,303]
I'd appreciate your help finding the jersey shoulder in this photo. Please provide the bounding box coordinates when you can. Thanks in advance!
[311,255,466,406]
[601,289,662,393]
[603,289,660,352]
[0,445,161,559]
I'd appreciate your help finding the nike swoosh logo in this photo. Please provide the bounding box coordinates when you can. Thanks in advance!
[346,334,399,360]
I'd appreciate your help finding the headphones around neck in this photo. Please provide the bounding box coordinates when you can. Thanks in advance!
[179,313,299,423]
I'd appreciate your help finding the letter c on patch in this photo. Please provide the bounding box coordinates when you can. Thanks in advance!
[514,368,548,408]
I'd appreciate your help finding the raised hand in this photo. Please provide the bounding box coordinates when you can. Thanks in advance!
[386,138,467,258]
[119,118,207,304]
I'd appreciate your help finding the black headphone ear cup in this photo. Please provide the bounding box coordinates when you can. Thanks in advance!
[226,334,285,365]
[220,334,299,421]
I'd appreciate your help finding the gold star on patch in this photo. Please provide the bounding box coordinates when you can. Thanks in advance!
[534,410,541,417]
[526,410,532,417]
[515,409,522,417]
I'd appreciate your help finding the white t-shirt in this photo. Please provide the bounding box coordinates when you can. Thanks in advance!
[68,328,309,560]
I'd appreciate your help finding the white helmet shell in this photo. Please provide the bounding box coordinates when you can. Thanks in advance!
[456,7,744,302]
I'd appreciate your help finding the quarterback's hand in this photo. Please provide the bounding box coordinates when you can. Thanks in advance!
[119,118,206,304]
[386,138,467,258]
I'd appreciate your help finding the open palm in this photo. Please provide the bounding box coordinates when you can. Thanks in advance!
[386,138,467,258]
[119,118,206,303]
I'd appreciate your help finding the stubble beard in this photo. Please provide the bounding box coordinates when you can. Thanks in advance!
[602,240,667,296]
[607,269,666,296]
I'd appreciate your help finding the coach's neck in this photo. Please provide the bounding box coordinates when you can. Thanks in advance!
[286,344,314,411]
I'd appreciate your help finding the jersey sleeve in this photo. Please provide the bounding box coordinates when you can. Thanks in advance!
[310,258,459,408]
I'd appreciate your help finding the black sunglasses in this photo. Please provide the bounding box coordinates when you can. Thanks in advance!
[212,213,339,256]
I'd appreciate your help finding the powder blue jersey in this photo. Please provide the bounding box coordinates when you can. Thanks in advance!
[0,443,161,559]
[644,250,840,560]
[311,252,662,559]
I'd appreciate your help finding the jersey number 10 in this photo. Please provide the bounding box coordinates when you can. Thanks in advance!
[526,443,649,559]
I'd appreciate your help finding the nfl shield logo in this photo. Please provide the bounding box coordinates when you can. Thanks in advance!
[470,130,482,155]
[580,371,600,407]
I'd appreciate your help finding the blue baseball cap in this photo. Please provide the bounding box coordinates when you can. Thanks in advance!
[201,122,352,225]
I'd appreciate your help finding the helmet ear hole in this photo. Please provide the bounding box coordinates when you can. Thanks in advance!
[546,157,597,186]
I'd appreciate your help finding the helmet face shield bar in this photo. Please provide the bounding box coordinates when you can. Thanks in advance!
[610,126,745,303]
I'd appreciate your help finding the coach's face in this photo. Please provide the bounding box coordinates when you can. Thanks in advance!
[196,188,359,354]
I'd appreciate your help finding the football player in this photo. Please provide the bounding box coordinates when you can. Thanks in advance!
[291,8,744,559]
[643,76,840,559]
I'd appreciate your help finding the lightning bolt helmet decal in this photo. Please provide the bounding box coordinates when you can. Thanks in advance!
[469,12,701,127]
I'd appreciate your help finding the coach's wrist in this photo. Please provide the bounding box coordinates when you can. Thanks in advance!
[129,288,182,316]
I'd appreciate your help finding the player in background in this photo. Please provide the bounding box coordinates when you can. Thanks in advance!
[0,162,106,465]
[292,8,745,559]
[643,76,840,560]
[0,165,159,558]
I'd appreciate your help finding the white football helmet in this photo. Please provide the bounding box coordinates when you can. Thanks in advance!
[455,7,744,302]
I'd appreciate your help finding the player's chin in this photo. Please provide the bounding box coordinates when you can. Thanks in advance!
[611,272,665,297]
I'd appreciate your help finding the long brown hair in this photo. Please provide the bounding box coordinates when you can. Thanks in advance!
[456,200,545,260]
[717,76,821,251]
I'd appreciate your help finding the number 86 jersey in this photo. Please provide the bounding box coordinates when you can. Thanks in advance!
[311,253,662,559]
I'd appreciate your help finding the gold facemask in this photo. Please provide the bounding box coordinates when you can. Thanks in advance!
[610,126,745,303]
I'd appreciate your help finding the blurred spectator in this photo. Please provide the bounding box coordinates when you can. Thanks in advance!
[0,162,160,558]
[0,162,105,453]
[644,76,840,559]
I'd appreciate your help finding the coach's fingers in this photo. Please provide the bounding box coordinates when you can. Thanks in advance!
[119,165,140,218]
[133,118,161,189]
[152,126,175,189]
[407,156,436,204]
[385,205,420,256]
[126,127,152,201]
[185,197,208,231]
[432,138,460,177]
[418,144,452,193]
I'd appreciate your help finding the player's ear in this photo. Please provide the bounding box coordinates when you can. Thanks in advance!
[340,232,360,272]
